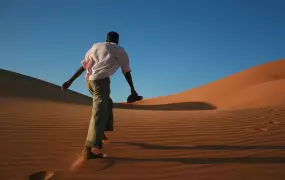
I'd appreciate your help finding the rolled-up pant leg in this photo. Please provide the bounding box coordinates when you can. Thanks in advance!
[85,78,110,149]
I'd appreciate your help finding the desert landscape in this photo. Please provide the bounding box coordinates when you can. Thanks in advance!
[0,59,285,180]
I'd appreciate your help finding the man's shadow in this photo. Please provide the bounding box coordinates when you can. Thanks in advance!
[108,156,285,164]
[103,142,285,166]
[112,142,285,151]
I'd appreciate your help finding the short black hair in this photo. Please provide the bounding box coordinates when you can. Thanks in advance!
[106,31,119,44]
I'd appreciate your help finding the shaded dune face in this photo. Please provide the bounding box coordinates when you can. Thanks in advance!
[0,69,92,106]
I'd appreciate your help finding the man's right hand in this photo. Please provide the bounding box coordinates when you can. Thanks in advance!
[61,80,72,91]
[127,93,143,103]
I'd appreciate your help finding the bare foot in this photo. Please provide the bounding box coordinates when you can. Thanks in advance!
[81,147,107,160]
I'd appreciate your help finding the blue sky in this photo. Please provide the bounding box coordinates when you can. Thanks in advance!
[1,0,284,102]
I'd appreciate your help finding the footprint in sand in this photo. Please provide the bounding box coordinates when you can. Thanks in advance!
[258,127,268,132]
[28,170,70,180]
[245,127,268,132]
[246,127,268,132]
[247,120,281,133]
[29,156,115,180]
[247,127,269,132]
[269,120,281,125]
[255,115,265,119]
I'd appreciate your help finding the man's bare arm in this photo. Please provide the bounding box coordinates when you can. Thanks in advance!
[124,71,137,95]
[62,66,85,91]
[68,66,85,83]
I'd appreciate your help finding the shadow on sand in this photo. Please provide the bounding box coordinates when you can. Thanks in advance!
[113,102,216,111]
[106,142,285,165]
[109,156,285,164]
[112,142,285,151]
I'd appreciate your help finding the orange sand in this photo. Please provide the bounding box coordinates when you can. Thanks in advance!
[0,59,285,180]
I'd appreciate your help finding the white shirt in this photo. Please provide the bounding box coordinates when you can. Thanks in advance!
[81,42,131,80]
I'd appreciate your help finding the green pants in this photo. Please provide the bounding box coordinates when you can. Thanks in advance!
[85,77,113,149]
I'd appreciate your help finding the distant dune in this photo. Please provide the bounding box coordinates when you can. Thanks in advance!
[1,59,285,180]
[130,59,285,109]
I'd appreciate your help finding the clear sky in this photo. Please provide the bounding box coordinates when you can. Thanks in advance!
[1,0,284,102]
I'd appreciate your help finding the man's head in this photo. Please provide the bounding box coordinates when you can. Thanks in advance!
[106,31,119,44]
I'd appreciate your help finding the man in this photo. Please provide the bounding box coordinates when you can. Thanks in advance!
[61,31,141,159]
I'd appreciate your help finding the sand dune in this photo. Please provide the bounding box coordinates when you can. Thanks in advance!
[133,59,285,109]
[0,59,285,180]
